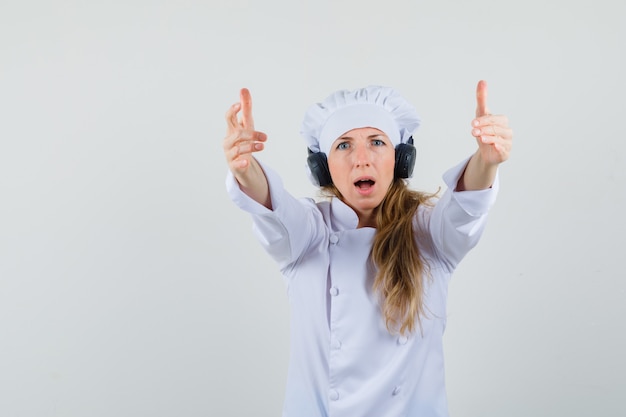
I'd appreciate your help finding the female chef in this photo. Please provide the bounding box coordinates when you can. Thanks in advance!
[223,81,512,417]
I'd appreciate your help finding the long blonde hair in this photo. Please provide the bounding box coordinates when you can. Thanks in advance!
[322,179,437,335]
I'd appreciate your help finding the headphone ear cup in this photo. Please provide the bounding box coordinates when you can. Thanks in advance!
[307,150,332,186]
[394,142,417,179]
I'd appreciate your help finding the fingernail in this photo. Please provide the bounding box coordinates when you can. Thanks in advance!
[472,128,481,136]
[472,119,480,127]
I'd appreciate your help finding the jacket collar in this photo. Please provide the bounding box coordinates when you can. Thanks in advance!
[329,197,360,231]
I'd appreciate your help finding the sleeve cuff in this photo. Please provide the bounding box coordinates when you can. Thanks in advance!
[225,160,285,216]
[442,156,499,217]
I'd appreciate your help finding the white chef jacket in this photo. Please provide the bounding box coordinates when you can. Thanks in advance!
[225,156,498,417]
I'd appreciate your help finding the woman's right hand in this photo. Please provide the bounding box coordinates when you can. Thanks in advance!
[223,88,267,177]
[223,88,271,208]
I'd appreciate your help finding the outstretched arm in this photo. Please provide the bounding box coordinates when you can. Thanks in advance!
[223,88,271,209]
[457,80,513,191]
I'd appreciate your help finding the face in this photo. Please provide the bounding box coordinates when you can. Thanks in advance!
[327,127,396,225]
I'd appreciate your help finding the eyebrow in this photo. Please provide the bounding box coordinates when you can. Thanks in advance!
[338,134,387,140]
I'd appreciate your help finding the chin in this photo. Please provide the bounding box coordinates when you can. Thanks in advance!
[350,198,383,213]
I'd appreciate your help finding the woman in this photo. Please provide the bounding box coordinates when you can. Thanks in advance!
[223,81,512,417]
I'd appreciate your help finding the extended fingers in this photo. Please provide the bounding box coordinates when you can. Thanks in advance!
[225,87,254,132]
[222,88,264,173]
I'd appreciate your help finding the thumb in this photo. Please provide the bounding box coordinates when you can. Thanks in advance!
[475,80,490,117]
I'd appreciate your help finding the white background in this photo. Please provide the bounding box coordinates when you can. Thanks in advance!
[1,1,624,416]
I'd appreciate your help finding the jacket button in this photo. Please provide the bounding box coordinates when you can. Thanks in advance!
[329,234,339,244]
[331,339,342,350]
[398,335,408,345]
[329,287,339,296]
[329,389,339,401]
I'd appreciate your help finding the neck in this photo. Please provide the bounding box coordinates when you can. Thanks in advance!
[357,210,377,228]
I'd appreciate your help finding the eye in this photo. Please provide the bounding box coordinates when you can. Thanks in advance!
[336,142,350,150]
[372,138,385,146]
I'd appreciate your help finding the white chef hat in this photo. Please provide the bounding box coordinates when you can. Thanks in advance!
[300,85,421,156]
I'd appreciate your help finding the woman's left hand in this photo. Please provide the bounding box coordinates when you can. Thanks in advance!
[470,80,513,166]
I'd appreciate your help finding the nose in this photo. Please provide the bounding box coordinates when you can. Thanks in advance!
[354,143,371,167]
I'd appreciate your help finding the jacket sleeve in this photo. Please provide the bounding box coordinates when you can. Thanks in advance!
[225,160,324,275]
[425,156,499,271]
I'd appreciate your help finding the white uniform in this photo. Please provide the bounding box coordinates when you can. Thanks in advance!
[226,156,498,417]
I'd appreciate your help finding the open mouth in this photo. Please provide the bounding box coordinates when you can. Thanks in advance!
[354,179,375,190]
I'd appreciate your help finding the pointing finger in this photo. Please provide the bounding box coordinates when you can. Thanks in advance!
[475,80,490,118]
[240,88,254,130]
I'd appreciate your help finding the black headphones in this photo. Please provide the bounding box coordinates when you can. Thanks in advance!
[307,137,416,187]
